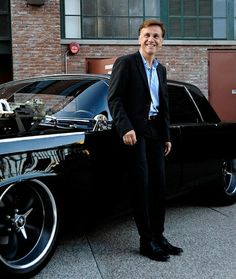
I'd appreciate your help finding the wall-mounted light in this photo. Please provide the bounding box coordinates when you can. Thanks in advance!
[26,0,45,6]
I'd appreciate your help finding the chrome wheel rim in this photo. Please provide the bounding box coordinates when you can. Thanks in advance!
[223,159,236,196]
[0,179,57,270]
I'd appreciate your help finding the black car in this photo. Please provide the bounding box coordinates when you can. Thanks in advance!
[0,74,236,278]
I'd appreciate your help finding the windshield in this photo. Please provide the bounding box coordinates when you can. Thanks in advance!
[0,78,110,119]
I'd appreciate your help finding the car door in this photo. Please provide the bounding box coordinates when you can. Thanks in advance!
[168,83,222,193]
[165,124,182,197]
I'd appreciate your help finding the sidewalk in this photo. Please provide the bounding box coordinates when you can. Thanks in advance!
[34,201,236,279]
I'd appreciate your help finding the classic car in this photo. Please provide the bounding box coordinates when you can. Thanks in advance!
[0,74,235,278]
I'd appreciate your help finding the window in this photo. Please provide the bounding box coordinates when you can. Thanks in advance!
[62,0,160,39]
[64,0,81,38]
[0,0,10,40]
[168,84,201,124]
[167,0,231,39]
[187,85,220,123]
[234,0,236,39]
[168,0,212,38]
[213,0,227,38]
[61,0,235,40]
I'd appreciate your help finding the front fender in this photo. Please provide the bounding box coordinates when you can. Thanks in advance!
[0,149,62,188]
[0,132,89,188]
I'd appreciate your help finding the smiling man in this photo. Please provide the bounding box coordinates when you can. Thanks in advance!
[108,19,183,262]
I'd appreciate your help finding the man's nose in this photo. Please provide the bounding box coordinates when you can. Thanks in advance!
[148,36,156,41]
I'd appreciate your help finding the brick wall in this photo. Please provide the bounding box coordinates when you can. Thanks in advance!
[11,0,62,80]
[10,1,236,99]
[64,44,236,97]
[63,44,209,95]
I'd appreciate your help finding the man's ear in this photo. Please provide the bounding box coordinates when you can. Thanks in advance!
[159,38,164,47]
[138,35,141,45]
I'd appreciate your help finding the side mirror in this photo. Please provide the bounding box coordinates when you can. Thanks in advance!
[0,99,14,116]
[93,114,108,131]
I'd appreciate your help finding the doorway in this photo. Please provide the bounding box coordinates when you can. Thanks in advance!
[208,50,236,122]
[86,57,117,75]
[0,54,13,83]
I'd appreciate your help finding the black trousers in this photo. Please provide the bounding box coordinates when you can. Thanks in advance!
[125,133,166,242]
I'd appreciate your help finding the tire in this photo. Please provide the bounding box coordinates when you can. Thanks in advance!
[219,159,236,204]
[0,179,59,278]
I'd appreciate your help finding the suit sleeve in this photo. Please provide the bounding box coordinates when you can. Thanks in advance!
[108,56,133,137]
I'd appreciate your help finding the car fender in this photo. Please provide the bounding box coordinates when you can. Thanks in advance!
[0,132,89,188]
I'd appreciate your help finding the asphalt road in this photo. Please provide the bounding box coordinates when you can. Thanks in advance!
[34,194,236,279]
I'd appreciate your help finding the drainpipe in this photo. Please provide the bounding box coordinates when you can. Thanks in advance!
[64,49,69,74]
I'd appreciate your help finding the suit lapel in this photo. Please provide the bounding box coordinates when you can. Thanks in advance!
[157,65,163,94]
[135,52,150,92]
[157,65,163,87]
[157,64,164,104]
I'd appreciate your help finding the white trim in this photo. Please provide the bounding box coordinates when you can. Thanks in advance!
[0,131,84,144]
[61,39,139,45]
[61,39,236,46]
[0,132,85,156]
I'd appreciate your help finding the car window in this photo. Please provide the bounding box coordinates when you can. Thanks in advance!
[54,80,110,119]
[187,86,220,123]
[168,84,201,124]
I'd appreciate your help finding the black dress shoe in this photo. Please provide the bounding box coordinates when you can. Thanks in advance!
[140,241,170,262]
[157,236,183,255]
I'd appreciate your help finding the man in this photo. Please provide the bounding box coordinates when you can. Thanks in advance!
[108,19,183,262]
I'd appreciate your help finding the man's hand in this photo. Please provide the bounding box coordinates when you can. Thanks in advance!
[164,141,171,156]
[123,130,137,146]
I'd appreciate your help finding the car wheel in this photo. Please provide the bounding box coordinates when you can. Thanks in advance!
[0,179,59,278]
[220,159,236,203]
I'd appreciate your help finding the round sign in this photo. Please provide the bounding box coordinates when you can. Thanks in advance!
[68,42,80,54]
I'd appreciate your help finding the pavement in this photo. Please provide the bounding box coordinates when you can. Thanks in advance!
[34,195,236,279]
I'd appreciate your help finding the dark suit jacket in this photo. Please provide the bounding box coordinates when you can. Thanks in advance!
[108,51,170,142]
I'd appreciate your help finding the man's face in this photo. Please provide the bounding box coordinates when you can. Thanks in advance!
[138,25,164,57]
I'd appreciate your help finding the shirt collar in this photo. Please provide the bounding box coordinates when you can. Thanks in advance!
[139,51,159,69]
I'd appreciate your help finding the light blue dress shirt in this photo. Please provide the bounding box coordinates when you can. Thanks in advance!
[140,53,160,116]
